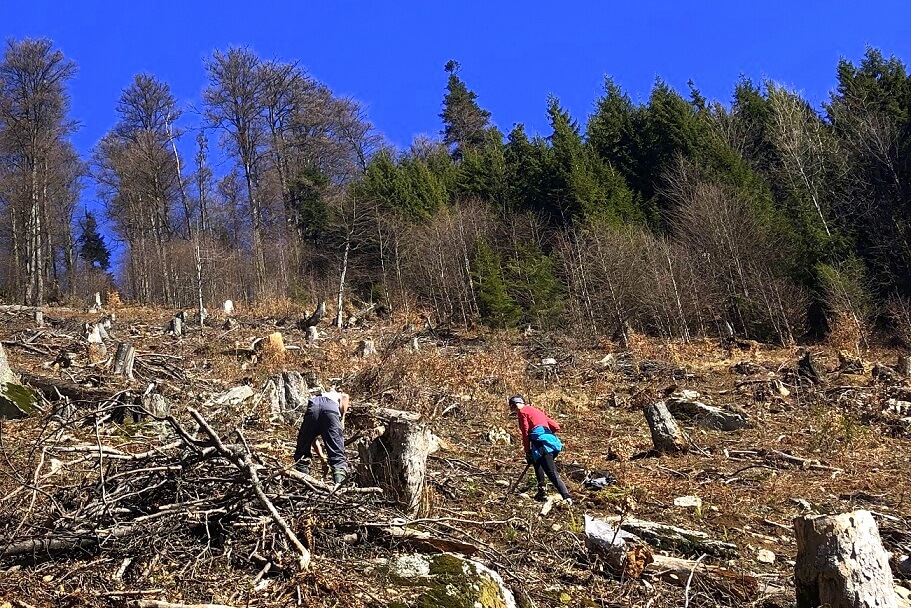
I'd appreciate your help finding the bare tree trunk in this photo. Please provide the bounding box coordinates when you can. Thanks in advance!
[334,239,351,327]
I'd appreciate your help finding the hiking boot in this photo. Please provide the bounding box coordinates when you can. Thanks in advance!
[332,469,348,486]
[295,458,311,475]
[533,487,547,502]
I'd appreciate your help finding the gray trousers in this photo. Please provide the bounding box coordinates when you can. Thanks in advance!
[293,396,348,471]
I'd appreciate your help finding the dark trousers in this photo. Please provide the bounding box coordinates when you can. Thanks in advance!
[534,452,569,498]
[293,398,348,472]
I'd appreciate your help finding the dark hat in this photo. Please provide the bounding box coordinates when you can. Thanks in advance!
[508,395,525,408]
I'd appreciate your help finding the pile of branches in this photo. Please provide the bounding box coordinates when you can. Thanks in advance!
[0,402,384,604]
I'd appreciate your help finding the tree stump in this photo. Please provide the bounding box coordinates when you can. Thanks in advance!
[33,310,44,327]
[141,393,169,418]
[794,510,898,608]
[298,301,326,330]
[357,339,377,358]
[306,325,319,345]
[643,401,688,454]
[358,409,438,516]
[223,299,234,315]
[85,323,108,364]
[798,350,822,383]
[267,371,309,424]
[168,315,183,337]
[112,342,135,380]
[897,354,911,377]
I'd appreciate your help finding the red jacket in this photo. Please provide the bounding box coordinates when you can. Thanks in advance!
[515,405,561,453]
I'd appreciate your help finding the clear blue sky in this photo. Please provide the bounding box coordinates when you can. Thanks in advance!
[6,1,911,164]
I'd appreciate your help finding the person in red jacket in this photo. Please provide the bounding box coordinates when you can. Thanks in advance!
[509,395,571,503]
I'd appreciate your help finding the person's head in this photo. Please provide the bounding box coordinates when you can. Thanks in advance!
[508,395,526,413]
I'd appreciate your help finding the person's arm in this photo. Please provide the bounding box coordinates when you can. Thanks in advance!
[547,414,561,433]
[518,412,531,454]
[339,393,350,425]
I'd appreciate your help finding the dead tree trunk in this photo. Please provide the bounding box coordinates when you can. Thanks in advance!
[794,510,898,608]
[299,300,326,330]
[357,409,438,516]
[113,343,135,380]
[643,401,688,454]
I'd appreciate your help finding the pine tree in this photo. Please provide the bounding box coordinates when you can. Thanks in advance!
[474,240,521,328]
[440,60,493,160]
[78,211,111,271]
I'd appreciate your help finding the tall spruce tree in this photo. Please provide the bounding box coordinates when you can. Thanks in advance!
[440,60,493,160]
[78,211,111,271]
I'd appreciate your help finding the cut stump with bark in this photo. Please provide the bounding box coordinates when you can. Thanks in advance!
[357,408,438,516]
[113,342,136,380]
[644,401,688,454]
[794,510,898,608]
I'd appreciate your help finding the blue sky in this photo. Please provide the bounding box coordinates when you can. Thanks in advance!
[6,1,911,165]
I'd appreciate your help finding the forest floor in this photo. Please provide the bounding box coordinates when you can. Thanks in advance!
[0,301,908,607]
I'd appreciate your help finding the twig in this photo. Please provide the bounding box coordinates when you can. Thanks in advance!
[684,553,707,608]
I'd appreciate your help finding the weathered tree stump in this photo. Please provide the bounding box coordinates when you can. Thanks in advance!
[33,310,44,327]
[798,350,822,383]
[897,354,911,377]
[84,323,108,363]
[141,393,169,418]
[266,371,309,424]
[357,408,438,516]
[223,299,235,315]
[794,510,898,608]
[357,339,377,358]
[168,315,183,337]
[298,301,326,330]
[113,342,135,380]
[306,325,319,345]
[643,401,688,454]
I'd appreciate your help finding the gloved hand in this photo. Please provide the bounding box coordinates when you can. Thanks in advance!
[525,451,535,465]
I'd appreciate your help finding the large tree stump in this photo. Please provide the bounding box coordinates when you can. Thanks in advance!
[794,510,898,608]
[798,350,822,383]
[357,409,438,516]
[113,342,135,380]
[266,371,309,424]
[643,401,688,454]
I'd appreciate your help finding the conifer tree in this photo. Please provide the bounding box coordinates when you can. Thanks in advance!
[78,211,111,271]
[440,60,493,160]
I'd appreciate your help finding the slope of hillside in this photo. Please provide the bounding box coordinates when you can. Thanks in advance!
[0,303,908,607]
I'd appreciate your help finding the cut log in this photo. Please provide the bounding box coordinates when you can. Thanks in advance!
[584,515,758,599]
[794,510,898,608]
[601,515,737,557]
[113,342,136,380]
[357,408,439,516]
[298,301,326,329]
[345,302,376,328]
[664,397,749,431]
[643,401,688,454]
